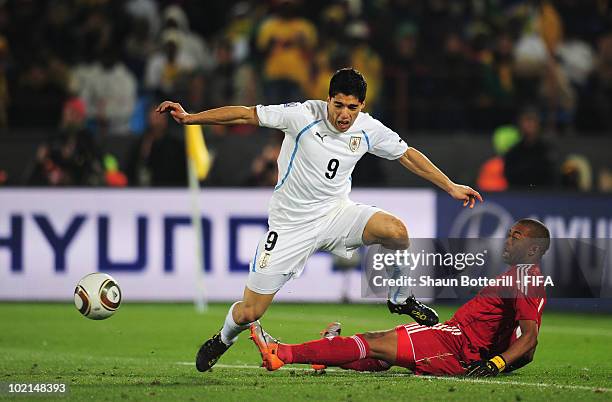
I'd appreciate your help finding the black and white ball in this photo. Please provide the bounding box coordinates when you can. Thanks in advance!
[74,273,122,320]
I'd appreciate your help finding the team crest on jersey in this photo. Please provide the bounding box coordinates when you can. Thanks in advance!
[259,252,271,269]
[349,136,361,152]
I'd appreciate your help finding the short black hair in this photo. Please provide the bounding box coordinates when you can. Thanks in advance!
[517,218,551,256]
[329,68,367,103]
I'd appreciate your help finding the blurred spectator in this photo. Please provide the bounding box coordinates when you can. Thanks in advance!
[244,140,281,187]
[384,22,430,131]
[127,105,187,187]
[539,54,575,133]
[510,1,570,131]
[554,0,609,44]
[124,0,160,41]
[512,33,548,110]
[80,47,137,135]
[1,0,611,191]
[144,29,197,98]
[27,97,103,186]
[307,3,347,101]
[576,32,612,133]
[73,5,115,62]
[418,0,466,53]
[560,154,593,191]
[430,31,480,130]
[504,108,556,188]
[477,125,521,191]
[223,1,257,63]
[556,34,595,89]
[598,168,612,193]
[103,154,128,187]
[479,32,518,129]
[162,5,214,72]
[10,55,68,128]
[0,35,10,129]
[123,16,156,83]
[3,0,610,137]
[209,37,242,107]
[344,21,383,113]
[208,37,258,135]
[42,1,76,63]
[256,0,317,103]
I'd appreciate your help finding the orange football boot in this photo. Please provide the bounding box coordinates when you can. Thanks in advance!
[249,321,285,371]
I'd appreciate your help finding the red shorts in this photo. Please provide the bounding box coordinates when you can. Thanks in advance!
[395,323,468,376]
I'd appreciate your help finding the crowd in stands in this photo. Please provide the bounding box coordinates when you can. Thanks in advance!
[0,0,610,190]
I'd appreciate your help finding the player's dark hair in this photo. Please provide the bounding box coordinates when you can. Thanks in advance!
[518,218,551,256]
[329,68,367,103]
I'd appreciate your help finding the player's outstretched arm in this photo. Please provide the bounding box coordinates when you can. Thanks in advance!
[465,320,538,377]
[505,346,537,372]
[397,148,483,208]
[156,101,259,126]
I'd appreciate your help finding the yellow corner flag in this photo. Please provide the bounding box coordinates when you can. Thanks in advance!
[185,124,211,180]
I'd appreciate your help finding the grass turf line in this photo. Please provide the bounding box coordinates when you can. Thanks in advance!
[0,302,610,401]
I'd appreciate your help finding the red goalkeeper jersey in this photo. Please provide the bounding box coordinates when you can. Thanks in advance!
[449,264,547,357]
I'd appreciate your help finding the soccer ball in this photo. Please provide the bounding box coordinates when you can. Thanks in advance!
[74,273,122,320]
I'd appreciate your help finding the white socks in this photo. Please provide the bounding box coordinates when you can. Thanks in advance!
[220,301,251,346]
[380,246,412,304]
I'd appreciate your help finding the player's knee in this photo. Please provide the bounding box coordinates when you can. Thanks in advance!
[386,220,409,249]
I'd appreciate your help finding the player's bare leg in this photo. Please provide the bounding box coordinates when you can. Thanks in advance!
[362,212,439,326]
[360,330,398,363]
[196,287,276,372]
[232,287,276,324]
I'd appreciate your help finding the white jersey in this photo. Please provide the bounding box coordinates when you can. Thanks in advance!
[256,100,408,229]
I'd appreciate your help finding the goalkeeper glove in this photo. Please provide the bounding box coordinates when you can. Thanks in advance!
[465,355,506,377]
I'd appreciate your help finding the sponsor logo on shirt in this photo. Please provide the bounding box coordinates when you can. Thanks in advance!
[283,102,300,108]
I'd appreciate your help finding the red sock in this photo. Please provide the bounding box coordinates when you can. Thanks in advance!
[278,335,369,365]
[340,358,391,372]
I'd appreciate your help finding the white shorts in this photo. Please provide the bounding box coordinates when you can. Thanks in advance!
[245,201,381,294]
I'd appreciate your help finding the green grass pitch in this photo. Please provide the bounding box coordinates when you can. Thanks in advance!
[0,302,610,401]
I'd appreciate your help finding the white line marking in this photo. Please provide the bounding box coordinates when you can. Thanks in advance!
[407,374,610,393]
[176,362,332,371]
[175,362,609,393]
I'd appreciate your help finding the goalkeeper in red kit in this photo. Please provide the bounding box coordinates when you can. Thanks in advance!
[250,218,549,377]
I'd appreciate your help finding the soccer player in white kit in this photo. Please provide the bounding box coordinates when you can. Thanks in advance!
[156,68,483,371]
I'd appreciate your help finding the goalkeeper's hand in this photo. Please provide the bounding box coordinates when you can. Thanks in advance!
[465,355,506,377]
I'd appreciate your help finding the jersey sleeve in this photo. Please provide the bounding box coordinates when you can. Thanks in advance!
[256,103,305,135]
[366,118,409,160]
[513,267,546,322]
[514,295,543,322]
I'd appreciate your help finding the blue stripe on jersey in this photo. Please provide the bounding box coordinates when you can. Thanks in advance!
[251,245,259,272]
[361,130,371,150]
[274,119,323,191]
